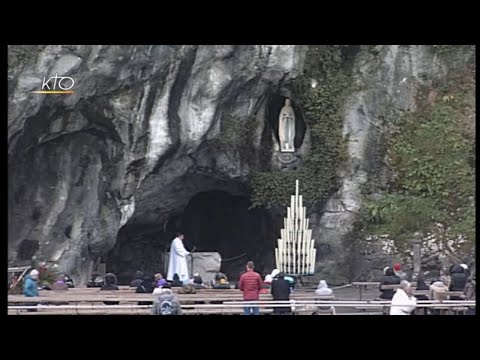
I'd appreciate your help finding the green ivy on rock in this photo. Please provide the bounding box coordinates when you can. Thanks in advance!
[251,45,353,208]
[361,53,475,249]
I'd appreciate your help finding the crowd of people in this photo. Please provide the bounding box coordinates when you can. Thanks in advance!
[379,262,475,315]
[15,233,474,315]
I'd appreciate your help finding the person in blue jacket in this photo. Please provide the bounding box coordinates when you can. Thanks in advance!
[24,269,39,297]
[23,269,39,312]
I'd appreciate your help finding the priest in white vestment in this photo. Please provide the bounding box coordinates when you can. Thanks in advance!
[167,233,190,282]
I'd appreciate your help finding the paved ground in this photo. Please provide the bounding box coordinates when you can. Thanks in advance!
[292,285,385,315]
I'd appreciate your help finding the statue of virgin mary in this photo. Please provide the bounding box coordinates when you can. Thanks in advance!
[278,98,295,152]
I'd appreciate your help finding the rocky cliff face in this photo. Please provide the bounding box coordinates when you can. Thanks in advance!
[8,45,474,285]
[313,45,448,282]
[8,45,306,284]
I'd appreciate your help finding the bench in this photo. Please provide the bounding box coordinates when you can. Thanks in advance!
[351,282,381,300]
[8,293,331,309]
[429,291,466,314]
[412,290,430,296]
[9,299,474,315]
[183,308,274,315]
[380,285,419,290]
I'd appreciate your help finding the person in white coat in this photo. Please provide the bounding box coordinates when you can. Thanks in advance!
[315,280,333,296]
[390,280,417,315]
[167,233,191,282]
[315,280,335,314]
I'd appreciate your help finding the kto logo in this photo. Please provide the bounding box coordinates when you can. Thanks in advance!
[32,73,75,94]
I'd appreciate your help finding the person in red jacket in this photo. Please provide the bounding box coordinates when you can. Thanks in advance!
[239,261,263,315]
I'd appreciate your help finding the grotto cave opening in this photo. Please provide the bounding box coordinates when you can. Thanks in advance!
[107,190,282,285]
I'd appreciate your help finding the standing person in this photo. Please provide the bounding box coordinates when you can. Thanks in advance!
[239,261,263,315]
[24,269,39,297]
[449,264,467,291]
[270,272,291,315]
[449,264,468,300]
[167,232,191,282]
[23,269,39,312]
[460,264,470,279]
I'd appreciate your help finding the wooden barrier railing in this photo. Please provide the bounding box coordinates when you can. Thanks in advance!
[8,300,475,314]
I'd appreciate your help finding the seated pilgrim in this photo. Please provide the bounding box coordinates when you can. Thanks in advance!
[414,276,429,315]
[51,275,69,291]
[87,272,104,288]
[192,273,205,289]
[171,273,183,287]
[415,277,430,300]
[101,273,120,305]
[154,273,168,288]
[136,274,155,306]
[315,280,333,296]
[64,274,74,288]
[213,272,231,289]
[313,280,335,313]
[136,274,155,293]
[130,271,144,288]
[178,283,197,294]
[429,279,449,315]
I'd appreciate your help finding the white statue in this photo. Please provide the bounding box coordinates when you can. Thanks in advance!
[278,98,295,152]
